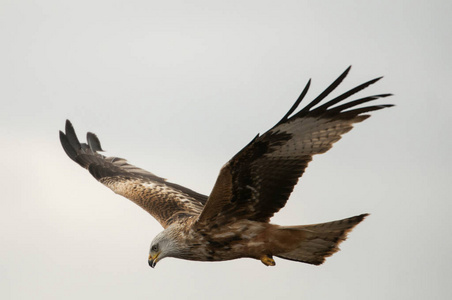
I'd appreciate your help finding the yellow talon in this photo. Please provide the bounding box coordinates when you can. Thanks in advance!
[260,255,276,266]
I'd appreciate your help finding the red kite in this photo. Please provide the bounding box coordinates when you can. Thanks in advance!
[60,67,392,267]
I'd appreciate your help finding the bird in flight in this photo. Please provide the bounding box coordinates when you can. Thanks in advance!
[60,67,392,268]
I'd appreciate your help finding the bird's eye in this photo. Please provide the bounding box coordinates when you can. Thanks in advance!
[151,244,158,252]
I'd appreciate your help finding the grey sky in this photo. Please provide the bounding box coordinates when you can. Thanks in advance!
[1,0,451,299]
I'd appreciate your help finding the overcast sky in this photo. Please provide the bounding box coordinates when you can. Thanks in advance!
[1,1,451,299]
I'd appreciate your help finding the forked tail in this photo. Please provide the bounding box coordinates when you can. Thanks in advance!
[276,214,368,265]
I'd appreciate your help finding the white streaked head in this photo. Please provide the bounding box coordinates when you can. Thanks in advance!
[148,224,185,268]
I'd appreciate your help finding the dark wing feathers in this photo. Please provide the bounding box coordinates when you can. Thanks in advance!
[61,68,391,230]
[313,76,383,112]
[196,67,392,226]
[299,66,351,113]
[276,79,311,126]
[60,120,207,228]
[86,132,103,152]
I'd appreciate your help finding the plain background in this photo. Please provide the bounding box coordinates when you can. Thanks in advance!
[1,1,451,299]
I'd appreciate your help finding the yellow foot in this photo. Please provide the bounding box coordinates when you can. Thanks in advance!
[260,255,276,266]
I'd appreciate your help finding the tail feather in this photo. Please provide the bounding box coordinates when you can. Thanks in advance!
[276,214,368,265]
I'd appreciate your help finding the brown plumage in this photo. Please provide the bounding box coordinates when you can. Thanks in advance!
[59,67,392,268]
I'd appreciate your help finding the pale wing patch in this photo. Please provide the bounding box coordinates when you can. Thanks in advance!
[268,117,363,158]
[100,177,203,227]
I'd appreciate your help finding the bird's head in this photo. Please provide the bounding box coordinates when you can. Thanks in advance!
[148,225,184,268]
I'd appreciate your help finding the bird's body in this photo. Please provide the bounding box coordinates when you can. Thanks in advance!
[154,219,272,263]
[60,67,392,268]
[148,212,368,266]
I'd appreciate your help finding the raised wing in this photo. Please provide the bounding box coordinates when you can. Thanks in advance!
[59,120,207,228]
[197,67,392,226]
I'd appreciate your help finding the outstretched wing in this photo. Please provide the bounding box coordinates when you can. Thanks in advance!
[197,67,392,226]
[60,120,207,228]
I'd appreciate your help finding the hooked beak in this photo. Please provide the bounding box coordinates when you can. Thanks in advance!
[148,253,159,268]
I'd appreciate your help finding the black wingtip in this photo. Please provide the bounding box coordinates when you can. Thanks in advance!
[65,119,73,133]
[275,78,311,126]
[341,66,352,79]
[59,130,78,162]
[341,104,393,118]
[64,119,81,150]
[87,132,104,152]
[378,104,395,109]
[300,66,352,113]
[314,76,387,112]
